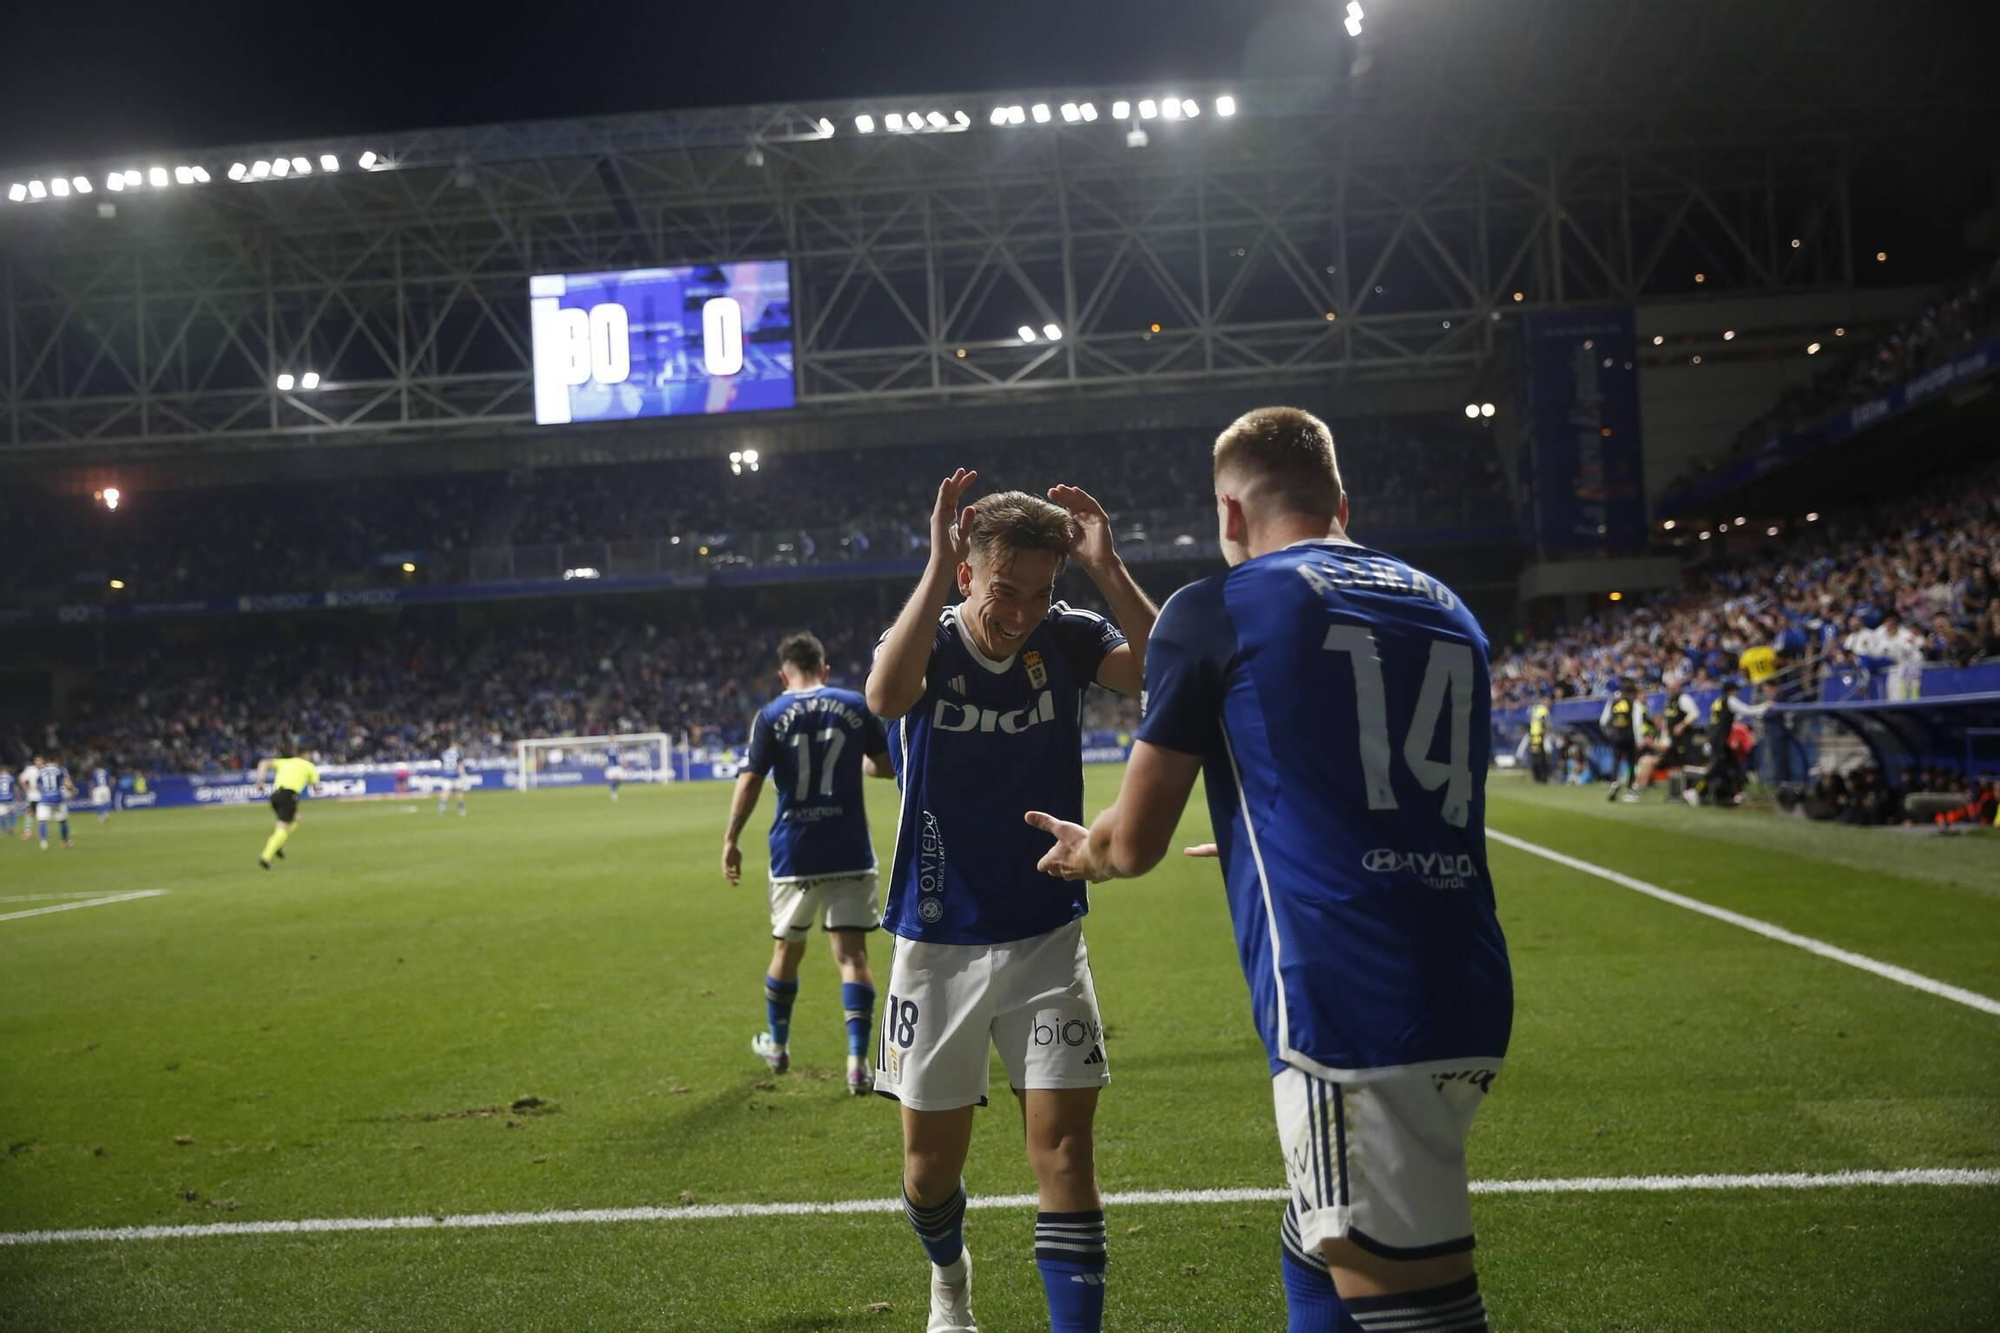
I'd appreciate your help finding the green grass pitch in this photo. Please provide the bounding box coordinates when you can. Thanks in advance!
[2,771,1998,1331]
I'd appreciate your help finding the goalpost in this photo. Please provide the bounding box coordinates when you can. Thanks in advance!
[515,733,683,791]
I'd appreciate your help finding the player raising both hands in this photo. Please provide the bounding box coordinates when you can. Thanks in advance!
[866,468,1155,1333]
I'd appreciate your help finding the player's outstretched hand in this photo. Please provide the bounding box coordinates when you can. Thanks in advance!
[1183,843,1219,858]
[1047,484,1115,571]
[931,469,980,567]
[1024,809,1101,882]
[721,843,743,885]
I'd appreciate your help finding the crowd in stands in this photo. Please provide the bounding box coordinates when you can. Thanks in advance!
[5,579,1147,778]
[2,417,1508,599]
[1672,261,2000,488]
[1491,461,2000,712]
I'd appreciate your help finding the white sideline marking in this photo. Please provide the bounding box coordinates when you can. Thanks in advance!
[0,890,167,923]
[2,1168,1995,1247]
[1488,828,2000,1018]
[0,892,126,904]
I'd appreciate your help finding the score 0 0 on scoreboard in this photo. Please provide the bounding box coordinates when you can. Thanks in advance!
[528,260,796,425]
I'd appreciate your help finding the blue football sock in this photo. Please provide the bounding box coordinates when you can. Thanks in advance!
[38,821,48,841]
[841,982,875,1059]
[59,820,70,842]
[1035,1209,1107,1332]
[764,976,798,1048]
[1281,1249,1360,1332]
[903,1181,966,1267]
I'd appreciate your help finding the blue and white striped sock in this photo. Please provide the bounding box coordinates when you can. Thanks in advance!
[1035,1208,1106,1332]
[903,1182,966,1268]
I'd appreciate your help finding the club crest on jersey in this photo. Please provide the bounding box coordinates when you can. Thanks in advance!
[1023,651,1048,689]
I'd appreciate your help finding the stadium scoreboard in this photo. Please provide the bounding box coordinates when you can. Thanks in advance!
[529,260,795,424]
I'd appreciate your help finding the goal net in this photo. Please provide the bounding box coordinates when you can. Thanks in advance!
[515,733,682,791]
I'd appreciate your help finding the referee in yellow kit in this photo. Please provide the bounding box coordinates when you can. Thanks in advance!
[255,753,321,869]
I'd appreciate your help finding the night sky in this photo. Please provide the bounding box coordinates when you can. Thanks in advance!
[2,0,1315,166]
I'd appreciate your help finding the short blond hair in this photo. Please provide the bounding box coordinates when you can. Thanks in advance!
[967,490,1075,569]
[1213,407,1343,517]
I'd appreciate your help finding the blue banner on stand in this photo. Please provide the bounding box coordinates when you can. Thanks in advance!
[1521,309,1646,551]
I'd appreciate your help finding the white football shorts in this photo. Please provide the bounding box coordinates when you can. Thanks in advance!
[91,786,112,806]
[1275,1064,1496,1262]
[34,803,68,822]
[769,869,880,939]
[605,765,626,782]
[874,919,1108,1112]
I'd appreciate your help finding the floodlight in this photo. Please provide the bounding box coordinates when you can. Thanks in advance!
[1807,342,1821,355]
[123,170,141,185]
[292,157,311,173]
[1007,106,1026,125]
[953,110,970,127]
[1345,15,1362,35]
[1464,404,1480,419]
[1112,100,1131,118]
[885,112,905,132]
[359,151,378,168]
[300,371,321,389]
[1138,99,1159,119]
[148,167,168,187]
[1061,103,1081,123]
[1079,102,1098,121]
[192,166,210,183]
[276,373,295,391]
[1018,326,1037,342]
[228,163,247,180]
[1032,103,1051,123]
[106,176,124,192]
[1043,324,1062,340]
[743,449,759,463]
[271,159,290,177]
[173,167,193,185]
[320,154,338,172]
[51,179,69,197]
[926,111,947,129]
[1480,403,1496,418]
[5,184,23,202]
[988,107,1007,126]
[1181,99,1200,117]
[1215,95,1236,116]
[858,114,877,133]
[252,161,272,179]
[1162,97,1183,120]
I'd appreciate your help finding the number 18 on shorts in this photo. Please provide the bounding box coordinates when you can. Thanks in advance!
[874,921,1109,1111]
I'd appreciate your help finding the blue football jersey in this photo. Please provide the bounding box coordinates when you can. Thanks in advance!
[745,687,888,879]
[883,602,1126,944]
[441,747,462,773]
[34,765,69,801]
[1135,540,1513,1079]
[0,772,14,802]
[91,767,109,789]
[604,744,620,768]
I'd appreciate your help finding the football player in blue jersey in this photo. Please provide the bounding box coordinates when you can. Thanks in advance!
[866,471,1155,1333]
[89,764,114,822]
[0,765,18,841]
[724,631,896,1094]
[25,754,78,851]
[1026,408,1510,1333]
[605,741,623,802]
[438,741,469,817]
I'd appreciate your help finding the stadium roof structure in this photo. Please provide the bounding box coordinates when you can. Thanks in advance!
[0,0,1990,465]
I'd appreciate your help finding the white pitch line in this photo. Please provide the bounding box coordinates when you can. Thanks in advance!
[0,892,128,904]
[1488,828,2000,1018]
[2,1168,1995,1247]
[0,889,168,924]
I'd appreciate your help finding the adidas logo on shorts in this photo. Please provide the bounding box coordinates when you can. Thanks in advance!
[1083,1045,1104,1066]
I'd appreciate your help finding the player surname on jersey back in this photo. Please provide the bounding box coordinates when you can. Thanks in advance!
[1295,551,1459,610]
